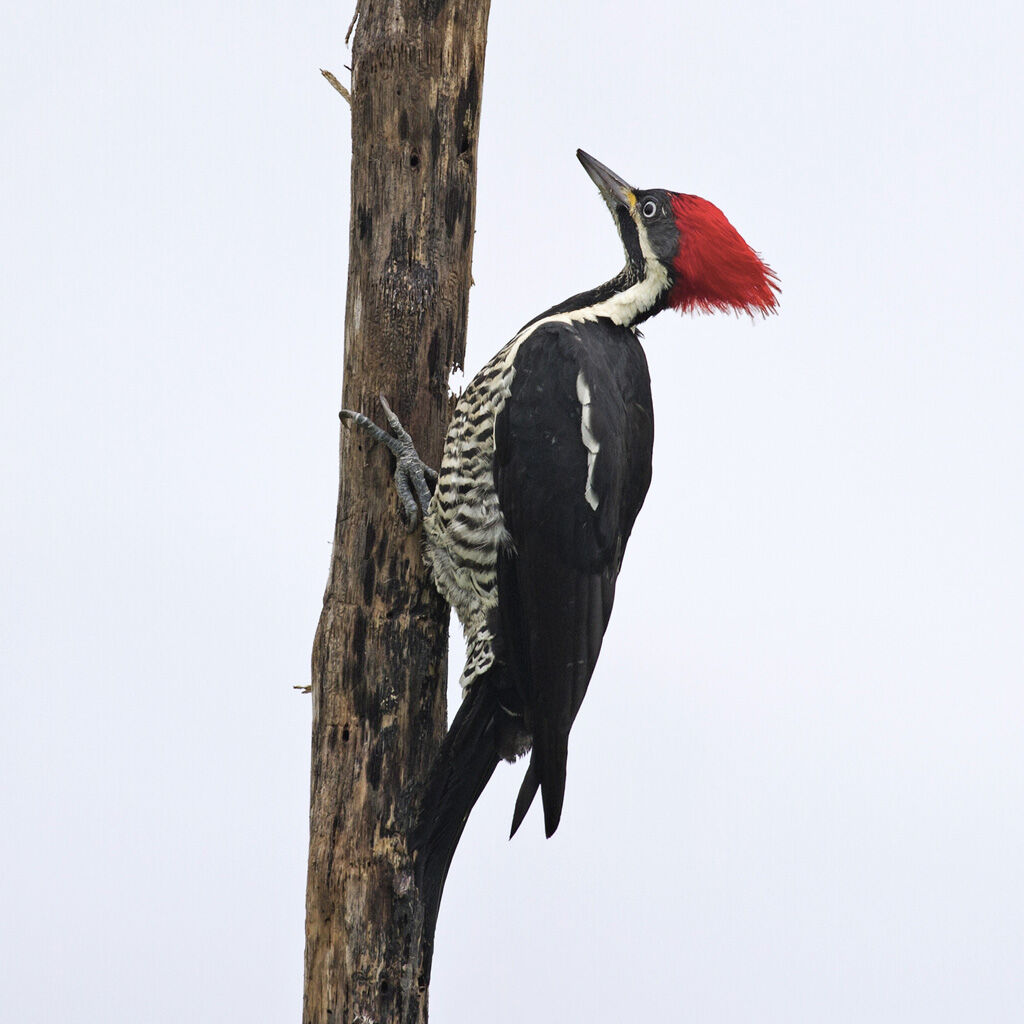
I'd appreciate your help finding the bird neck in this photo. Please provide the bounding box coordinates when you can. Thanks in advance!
[524,258,671,333]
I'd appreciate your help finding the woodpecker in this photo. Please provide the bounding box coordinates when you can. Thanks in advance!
[342,150,778,953]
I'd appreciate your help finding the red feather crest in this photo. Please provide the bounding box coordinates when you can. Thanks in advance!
[668,194,779,317]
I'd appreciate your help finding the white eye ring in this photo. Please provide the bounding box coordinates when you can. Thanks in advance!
[641,200,658,219]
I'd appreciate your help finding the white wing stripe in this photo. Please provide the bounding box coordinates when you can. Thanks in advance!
[576,370,601,511]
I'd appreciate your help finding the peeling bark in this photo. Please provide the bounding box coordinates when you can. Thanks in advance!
[303,3,491,1023]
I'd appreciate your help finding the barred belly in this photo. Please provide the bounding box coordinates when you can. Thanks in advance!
[423,341,520,691]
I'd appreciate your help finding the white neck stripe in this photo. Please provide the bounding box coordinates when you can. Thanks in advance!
[512,257,668,349]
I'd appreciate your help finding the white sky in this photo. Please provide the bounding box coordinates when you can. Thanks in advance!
[2,1,1022,1021]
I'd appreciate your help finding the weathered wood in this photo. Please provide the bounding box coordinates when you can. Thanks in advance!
[303,3,491,1023]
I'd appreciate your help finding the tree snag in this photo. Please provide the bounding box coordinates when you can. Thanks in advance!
[303,3,491,1023]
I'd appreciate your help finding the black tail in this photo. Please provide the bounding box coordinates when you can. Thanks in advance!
[509,759,539,838]
[412,679,501,980]
[509,724,568,839]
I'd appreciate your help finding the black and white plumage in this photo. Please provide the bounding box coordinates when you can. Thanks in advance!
[344,151,779,955]
[414,309,655,965]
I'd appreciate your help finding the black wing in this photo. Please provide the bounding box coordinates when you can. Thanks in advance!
[493,319,654,837]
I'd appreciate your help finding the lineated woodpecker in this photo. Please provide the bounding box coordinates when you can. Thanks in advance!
[341,150,779,957]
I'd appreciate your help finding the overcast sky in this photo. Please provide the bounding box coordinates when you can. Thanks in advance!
[2,1,1022,1021]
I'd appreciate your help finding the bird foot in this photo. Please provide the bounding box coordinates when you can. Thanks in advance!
[340,395,438,529]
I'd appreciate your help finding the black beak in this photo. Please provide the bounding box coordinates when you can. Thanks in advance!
[576,150,636,210]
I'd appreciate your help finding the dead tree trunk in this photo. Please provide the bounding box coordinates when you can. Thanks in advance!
[303,3,490,1023]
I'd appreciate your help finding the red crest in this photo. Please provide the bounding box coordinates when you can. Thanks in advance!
[668,194,780,316]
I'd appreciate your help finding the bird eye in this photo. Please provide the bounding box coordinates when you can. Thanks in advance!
[641,199,658,219]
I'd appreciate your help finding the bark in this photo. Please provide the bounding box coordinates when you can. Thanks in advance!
[303,3,490,1023]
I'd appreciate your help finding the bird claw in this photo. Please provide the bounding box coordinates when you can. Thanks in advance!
[340,395,437,530]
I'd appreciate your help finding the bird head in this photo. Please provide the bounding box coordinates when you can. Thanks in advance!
[576,149,779,317]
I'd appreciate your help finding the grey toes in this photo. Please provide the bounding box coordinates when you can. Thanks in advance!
[340,396,438,529]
